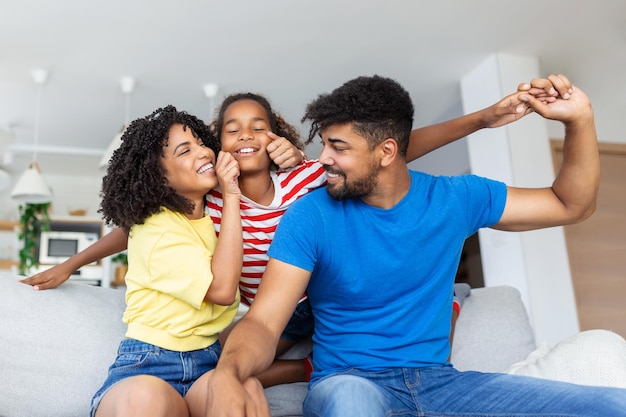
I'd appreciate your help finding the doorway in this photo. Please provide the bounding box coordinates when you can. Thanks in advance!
[455,232,484,289]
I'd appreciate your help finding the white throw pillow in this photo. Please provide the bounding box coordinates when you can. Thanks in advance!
[506,329,626,388]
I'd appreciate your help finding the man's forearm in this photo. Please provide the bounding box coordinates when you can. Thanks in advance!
[216,316,278,381]
[552,112,599,222]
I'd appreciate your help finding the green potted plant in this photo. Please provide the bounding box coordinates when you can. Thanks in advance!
[111,252,128,287]
[17,202,51,275]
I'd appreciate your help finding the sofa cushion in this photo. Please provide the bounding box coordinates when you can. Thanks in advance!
[450,285,536,372]
[0,270,535,417]
[0,273,126,417]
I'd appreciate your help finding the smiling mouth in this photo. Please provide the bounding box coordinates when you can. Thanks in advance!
[197,163,214,174]
[325,168,343,179]
[235,147,258,155]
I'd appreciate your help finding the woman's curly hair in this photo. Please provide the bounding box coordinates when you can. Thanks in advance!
[99,105,219,233]
[301,75,414,155]
[211,92,304,163]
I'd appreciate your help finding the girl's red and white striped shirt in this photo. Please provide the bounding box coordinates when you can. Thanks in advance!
[205,160,327,306]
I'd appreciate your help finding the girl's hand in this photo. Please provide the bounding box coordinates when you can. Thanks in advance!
[517,73,574,102]
[266,131,306,169]
[482,74,576,129]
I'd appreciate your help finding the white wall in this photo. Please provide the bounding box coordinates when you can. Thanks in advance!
[461,54,580,347]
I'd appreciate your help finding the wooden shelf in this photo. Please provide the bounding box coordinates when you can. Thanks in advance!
[0,221,19,231]
[0,221,19,270]
[0,260,18,270]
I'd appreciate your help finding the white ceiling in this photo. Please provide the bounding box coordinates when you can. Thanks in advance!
[1,0,625,178]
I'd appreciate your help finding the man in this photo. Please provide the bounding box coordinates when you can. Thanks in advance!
[206,74,626,416]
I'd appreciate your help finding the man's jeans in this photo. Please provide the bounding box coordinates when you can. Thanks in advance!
[304,366,626,416]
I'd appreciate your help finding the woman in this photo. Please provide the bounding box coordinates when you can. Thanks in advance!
[89,105,268,416]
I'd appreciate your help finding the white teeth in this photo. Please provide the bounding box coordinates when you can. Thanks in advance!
[197,163,214,174]
[237,148,255,154]
[327,172,340,178]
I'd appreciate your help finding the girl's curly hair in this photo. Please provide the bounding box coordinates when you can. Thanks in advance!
[301,75,414,155]
[211,92,304,161]
[99,105,219,233]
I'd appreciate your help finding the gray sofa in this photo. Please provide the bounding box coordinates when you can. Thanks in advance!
[0,273,537,417]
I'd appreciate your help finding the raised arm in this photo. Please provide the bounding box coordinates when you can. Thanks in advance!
[20,226,128,290]
[405,77,573,162]
[495,75,599,231]
[203,151,243,305]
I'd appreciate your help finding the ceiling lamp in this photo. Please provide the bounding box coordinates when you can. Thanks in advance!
[10,69,53,204]
[99,76,136,169]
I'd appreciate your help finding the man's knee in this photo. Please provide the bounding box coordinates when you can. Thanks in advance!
[305,375,386,416]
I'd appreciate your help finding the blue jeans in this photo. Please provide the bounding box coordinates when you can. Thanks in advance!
[90,338,221,416]
[281,298,314,342]
[304,366,626,416]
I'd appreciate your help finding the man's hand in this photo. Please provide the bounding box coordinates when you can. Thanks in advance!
[519,76,592,125]
[205,371,271,417]
[518,73,574,101]
[482,74,576,129]
[266,131,306,169]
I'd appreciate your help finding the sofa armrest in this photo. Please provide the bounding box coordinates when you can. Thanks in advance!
[0,272,127,417]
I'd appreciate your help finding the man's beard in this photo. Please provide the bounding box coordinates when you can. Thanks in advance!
[325,162,380,201]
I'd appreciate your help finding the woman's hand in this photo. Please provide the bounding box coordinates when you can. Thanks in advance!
[215,151,241,200]
[20,263,74,290]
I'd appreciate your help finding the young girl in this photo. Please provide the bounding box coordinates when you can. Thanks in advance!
[88,105,268,417]
[206,93,326,386]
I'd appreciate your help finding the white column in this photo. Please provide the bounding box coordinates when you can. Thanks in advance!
[461,54,579,347]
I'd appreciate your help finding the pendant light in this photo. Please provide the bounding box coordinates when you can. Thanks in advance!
[99,76,136,169]
[10,69,52,203]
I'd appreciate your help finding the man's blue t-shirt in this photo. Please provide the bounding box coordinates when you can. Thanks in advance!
[267,170,507,381]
